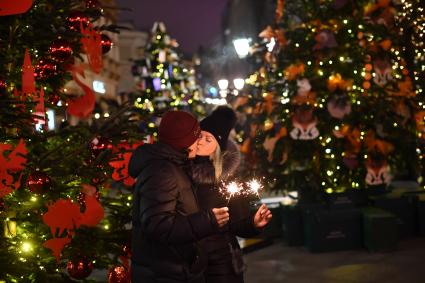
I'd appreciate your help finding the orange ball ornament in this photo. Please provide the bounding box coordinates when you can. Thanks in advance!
[363,81,371,89]
[380,39,392,51]
[364,72,372,80]
[365,64,373,72]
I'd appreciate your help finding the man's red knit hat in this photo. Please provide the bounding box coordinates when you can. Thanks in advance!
[158,111,201,151]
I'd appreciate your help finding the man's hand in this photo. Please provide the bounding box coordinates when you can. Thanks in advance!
[253,204,272,229]
[212,207,230,227]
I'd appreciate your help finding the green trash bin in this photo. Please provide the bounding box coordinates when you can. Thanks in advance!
[303,208,363,253]
[362,207,398,252]
[372,193,417,238]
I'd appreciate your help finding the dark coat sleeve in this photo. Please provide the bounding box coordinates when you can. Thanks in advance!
[137,164,218,245]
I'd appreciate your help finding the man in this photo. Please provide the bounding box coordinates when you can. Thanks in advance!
[129,110,230,283]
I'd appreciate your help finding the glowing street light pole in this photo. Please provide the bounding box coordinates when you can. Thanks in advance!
[233,38,251,58]
[233,78,245,90]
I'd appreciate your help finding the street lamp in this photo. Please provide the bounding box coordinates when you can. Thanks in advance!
[233,38,251,58]
[217,79,229,90]
[233,78,245,90]
[217,79,229,98]
[217,78,245,97]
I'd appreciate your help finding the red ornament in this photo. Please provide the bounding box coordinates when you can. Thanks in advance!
[34,60,57,80]
[49,39,73,63]
[67,256,94,280]
[27,171,51,194]
[100,34,113,54]
[90,136,113,157]
[67,11,90,31]
[108,266,131,283]
[85,0,101,9]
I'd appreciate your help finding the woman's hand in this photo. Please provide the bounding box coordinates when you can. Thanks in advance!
[253,204,272,229]
[212,207,230,227]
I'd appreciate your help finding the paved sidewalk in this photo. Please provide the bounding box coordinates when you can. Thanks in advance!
[243,238,425,283]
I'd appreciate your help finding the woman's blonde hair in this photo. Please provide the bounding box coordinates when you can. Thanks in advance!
[210,145,223,181]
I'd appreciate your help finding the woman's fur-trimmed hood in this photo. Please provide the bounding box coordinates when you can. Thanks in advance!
[188,139,240,185]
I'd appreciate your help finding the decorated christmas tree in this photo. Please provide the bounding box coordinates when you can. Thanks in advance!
[129,21,205,133]
[0,1,139,282]
[236,0,424,198]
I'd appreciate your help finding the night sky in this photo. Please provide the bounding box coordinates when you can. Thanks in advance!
[116,0,229,55]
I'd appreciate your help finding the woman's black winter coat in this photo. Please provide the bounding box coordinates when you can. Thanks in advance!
[187,140,260,282]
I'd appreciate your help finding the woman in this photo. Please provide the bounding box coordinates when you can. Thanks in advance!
[187,106,272,283]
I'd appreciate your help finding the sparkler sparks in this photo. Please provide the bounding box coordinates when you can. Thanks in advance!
[220,178,264,202]
[247,178,263,197]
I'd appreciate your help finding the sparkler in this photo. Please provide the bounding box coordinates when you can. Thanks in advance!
[220,181,244,204]
[247,178,263,198]
[220,178,264,204]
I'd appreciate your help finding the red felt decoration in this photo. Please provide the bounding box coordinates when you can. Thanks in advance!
[42,199,82,236]
[42,198,81,260]
[27,171,51,194]
[42,183,104,260]
[67,11,89,31]
[22,49,36,95]
[81,23,102,73]
[66,64,95,118]
[34,59,57,80]
[43,237,72,262]
[0,0,33,16]
[100,33,113,54]
[0,139,28,198]
[79,195,104,227]
[67,256,94,280]
[34,88,45,124]
[90,136,113,157]
[49,39,73,63]
[109,142,142,186]
[108,266,131,283]
[78,183,100,207]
